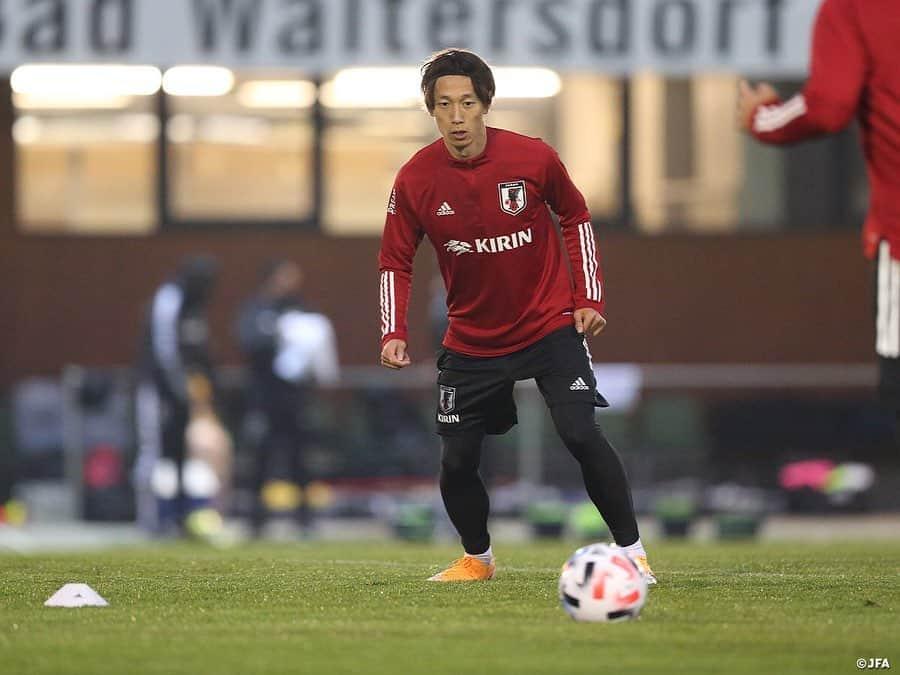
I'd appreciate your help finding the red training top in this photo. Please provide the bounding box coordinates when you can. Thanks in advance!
[379,127,604,357]
[749,0,900,260]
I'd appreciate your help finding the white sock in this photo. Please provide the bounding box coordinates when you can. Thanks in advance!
[621,538,647,559]
[465,545,494,565]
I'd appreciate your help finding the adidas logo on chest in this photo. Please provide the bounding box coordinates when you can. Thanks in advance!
[436,201,455,216]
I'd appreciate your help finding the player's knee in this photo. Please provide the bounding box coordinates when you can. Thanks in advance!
[439,434,482,476]
[551,405,598,451]
[556,422,598,457]
[440,449,478,476]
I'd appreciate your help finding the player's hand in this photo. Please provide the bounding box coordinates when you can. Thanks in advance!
[574,308,607,337]
[381,339,411,369]
[737,79,779,132]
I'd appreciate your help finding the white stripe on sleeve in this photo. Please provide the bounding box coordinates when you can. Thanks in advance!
[578,222,602,302]
[586,221,602,301]
[389,271,395,335]
[380,271,396,337]
[578,222,592,300]
[380,272,388,337]
[380,272,387,336]
[753,95,808,133]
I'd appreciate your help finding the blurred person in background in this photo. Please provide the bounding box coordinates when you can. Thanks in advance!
[237,259,339,537]
[378,49,655,584]
[134,255,221,536]
[738,0,900,441]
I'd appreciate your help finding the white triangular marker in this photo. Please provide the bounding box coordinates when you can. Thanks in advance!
[44,583,109,608]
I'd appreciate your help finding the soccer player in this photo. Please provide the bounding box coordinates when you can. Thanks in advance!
[738,0,900,436]
[378,49,656,584]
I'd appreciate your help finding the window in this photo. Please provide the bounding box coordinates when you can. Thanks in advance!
[319,67,436,235]
[630,73,744,233]
[555,74,622,228]
[12,65,160,234]
[165,68,315,223]
[628,74,866,233]
[10,64,867,237]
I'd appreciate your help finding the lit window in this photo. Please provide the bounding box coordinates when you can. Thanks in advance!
[166,71,314,223]
[12,64,161,234]
[627,73,864,233]
[630,73,744,233]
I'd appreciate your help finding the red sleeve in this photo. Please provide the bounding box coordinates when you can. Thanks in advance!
[542,146,606,315]
[378,177,423,347]
[751,0,867,143]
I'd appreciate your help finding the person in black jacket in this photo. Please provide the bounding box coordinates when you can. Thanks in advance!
[237,259,339,536]
[134,255,219,535]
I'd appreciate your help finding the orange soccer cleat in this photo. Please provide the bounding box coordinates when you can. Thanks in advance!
[427,556,496,582]
[632,555,658,585]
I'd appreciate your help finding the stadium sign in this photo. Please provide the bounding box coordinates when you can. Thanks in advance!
[0,0,818,76]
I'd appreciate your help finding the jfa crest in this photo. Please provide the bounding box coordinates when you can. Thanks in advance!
[498,180,527,215]
[439,385,456,413]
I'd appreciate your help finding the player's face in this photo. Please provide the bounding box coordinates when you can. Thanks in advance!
[271,262,302,298]
[431,75,488,161]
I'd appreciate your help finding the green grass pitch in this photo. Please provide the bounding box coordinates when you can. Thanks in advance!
[1,540,897,674]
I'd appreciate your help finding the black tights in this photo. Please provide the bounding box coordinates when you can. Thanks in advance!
[439,403,639,554]
[439,432,491,554]
[548,403,639,546]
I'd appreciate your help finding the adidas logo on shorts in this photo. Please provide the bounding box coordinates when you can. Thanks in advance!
[569,377,590,391]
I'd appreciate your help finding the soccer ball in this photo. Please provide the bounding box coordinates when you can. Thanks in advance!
[558,543,648,622]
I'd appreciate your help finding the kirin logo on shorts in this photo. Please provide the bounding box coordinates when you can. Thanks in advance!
[439,385,456,413]
[498,180,526,215]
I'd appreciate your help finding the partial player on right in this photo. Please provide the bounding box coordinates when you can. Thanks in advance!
[737,0,900,438]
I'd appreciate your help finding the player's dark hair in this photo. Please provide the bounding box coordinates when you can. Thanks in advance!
[177,254,217,306]
[421,49,495,112]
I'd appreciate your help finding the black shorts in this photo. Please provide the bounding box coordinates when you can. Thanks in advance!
[435,325,609,436]
[875,241,900,407]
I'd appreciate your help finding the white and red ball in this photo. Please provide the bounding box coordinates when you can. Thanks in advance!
[558,543,648,622]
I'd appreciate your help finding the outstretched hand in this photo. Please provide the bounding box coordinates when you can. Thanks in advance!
[737,79,779,132]
[381,338,411,369]
[574,308,607,337]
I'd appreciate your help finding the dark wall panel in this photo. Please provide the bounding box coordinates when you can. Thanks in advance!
[1,234,436,386]
[597,233,871,363]
[0,230,872,389]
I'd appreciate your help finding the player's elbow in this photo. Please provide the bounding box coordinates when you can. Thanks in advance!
[814,110,853,135]
[805,95,857,134]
